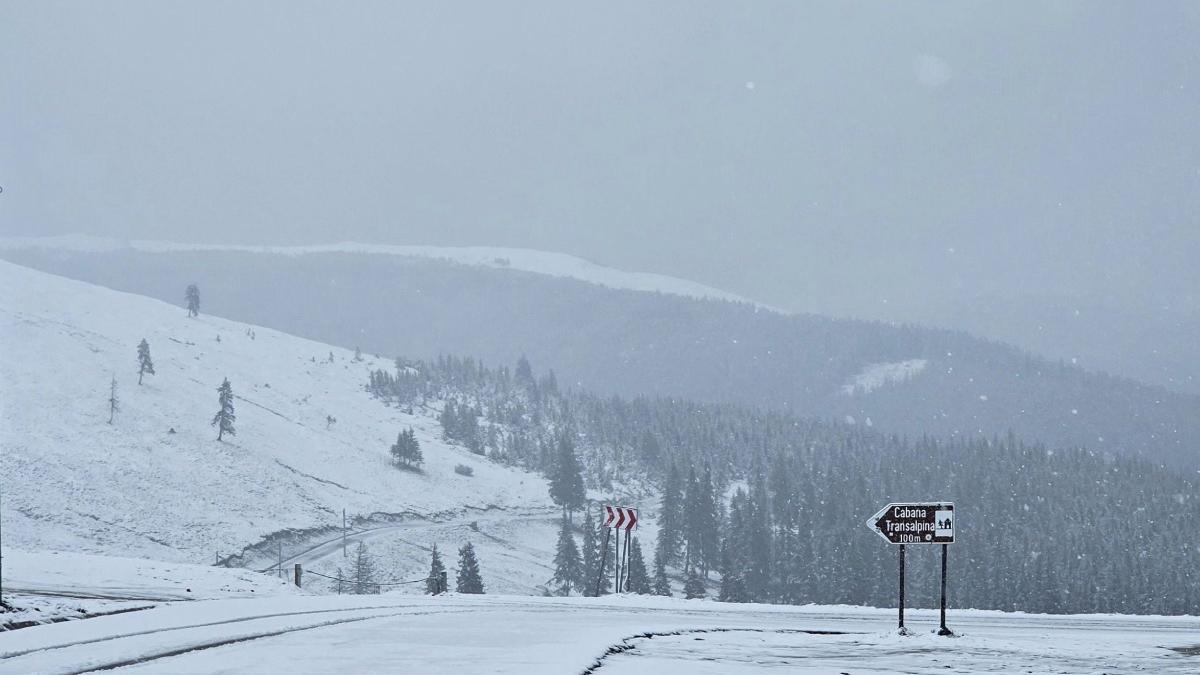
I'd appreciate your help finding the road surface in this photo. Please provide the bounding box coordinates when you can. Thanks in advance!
[2,594,1196,674]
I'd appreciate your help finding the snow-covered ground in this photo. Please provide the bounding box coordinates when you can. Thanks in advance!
[0,260,562,592]
[3,549,301,602]
[2,591,1195,674]
[0,235,775,310]
[841,358,929,395]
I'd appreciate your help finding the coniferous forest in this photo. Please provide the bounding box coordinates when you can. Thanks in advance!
[369,355,1200,615]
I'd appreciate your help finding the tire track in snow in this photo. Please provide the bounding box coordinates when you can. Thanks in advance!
[61,609,473,675]
[580,627,853,674]
[0,603,427,661]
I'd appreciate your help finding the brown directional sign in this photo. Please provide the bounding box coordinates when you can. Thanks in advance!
[867,502,955,545]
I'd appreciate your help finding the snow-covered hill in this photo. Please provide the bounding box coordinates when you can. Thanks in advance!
[0,260,556,574]
[0,235,773,310]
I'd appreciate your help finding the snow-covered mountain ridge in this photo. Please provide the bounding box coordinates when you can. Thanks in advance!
[0,235,774,311]
[0,260,555,568]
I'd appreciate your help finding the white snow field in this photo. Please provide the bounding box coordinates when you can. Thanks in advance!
[0,259,560,589]
[841,359,929,395]
[0,235,775,310]
[1,592,1197,674]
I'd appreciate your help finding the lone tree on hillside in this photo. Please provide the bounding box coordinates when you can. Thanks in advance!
[212,378,236,440]
[107,375,120,424]
[456,542,484,594]
[351,541,380,595]
[390,427,423,470]
[185,284,200,317]
[551,515,583,596]
[549,433,586,519]
[137,339,155,385]
[426,544,448,595]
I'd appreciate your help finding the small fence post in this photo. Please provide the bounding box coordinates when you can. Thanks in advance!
[294,563,302,588]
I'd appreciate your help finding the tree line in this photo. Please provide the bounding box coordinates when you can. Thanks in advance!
[367,354,1200,614]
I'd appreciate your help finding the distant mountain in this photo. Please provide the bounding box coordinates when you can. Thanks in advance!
[888,293,1200,396]
[2,240,1197,468]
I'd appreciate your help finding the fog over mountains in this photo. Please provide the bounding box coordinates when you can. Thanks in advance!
[4,240,1196,469]
[3,2,1198,394]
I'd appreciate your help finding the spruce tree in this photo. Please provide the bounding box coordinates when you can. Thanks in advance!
[107,375,119,424]
[439,400,458,440]
[683,467,701,569]
[137,339,155,385]
[212,378,236,440]
[697,463,719,575]
[625,537,650,594]
[549,433,586,517]
[652,548,671,597]
[581,508,601,596]
[657,462,684,566]
[185,284,200,317]
[426,544,447,595]
[718,539,749,603]
[551,515,583,596]
[587,508,612,596]
[684,567,706,599]
[456,542,485,594]
[352,541,379,594]
[390,427,423,469]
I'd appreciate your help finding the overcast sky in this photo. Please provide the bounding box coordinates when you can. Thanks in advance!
[2,1,1198,320]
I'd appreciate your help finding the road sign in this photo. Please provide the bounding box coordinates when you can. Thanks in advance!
[867,502,954,545]
[603,505,638,531]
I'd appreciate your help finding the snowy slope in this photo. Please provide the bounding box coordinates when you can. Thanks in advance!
[0,235,774,310]
[0,260,555,568]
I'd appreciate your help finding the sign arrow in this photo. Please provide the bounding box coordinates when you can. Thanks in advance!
[867,502,955,545]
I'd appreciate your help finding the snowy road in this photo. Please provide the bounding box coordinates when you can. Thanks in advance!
[267,508,560,572]
[3,594,1196,674]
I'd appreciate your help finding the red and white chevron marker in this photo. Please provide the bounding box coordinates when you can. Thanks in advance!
[602,505,638,531]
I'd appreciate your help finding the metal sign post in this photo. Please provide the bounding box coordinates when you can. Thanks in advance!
[867,502,955,636]
[602,505,638,594]
[898,544,906,632]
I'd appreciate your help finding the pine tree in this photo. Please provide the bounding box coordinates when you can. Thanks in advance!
[439,400,458,440]
[697,463,719,575]
[107,375,119,424]
[137,339,155,385]
[551,515,583,595]
[718,538,749,603]
[684,567,706,599]
[549,433,586,517]
[185,284,200,317]
[657,462,684,566]
[391,427,423,469]
[652,548,671,597]
[351,541,379,594]
[426,544,447,595]
[456,542,484,594]
[625,537,650,594]
[212,377,236,440]
[683,467,701,569]
[459,406,482,454]
[581,508,601,596]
